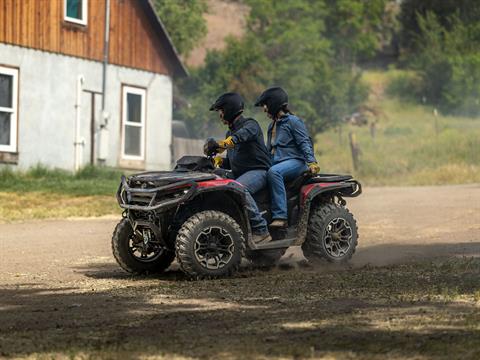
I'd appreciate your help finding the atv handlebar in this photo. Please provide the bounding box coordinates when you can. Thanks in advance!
[116,175,198,211]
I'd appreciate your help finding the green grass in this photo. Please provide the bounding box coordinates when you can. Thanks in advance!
[0,164,123,196]
[0,165,124,222]
[315,70,480,185]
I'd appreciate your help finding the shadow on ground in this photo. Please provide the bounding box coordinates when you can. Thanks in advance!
[0,244,479,359]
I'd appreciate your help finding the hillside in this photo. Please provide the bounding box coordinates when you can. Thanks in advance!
[185,0,249,67]
[315,70,480,185]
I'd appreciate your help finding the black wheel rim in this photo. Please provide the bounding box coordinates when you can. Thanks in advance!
[194,226,235,270]
[128,230,164,263]
[324,217,353,258]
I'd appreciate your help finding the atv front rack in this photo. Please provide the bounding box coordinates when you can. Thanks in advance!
[116,175,198,211]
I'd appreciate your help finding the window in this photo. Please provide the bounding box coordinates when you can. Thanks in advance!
[0,66,18,153]
[121,86,146,160]
[64,0,88,26]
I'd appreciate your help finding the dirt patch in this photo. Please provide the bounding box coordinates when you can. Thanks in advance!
[0,185,479,359]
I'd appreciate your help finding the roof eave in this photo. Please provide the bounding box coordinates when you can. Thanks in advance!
[142,0,189,78]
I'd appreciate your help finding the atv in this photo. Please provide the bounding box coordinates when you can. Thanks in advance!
[112,155,362,279]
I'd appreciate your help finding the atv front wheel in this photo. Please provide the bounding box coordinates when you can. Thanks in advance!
[175,211,245,279]
[112,218,175,274]
[302,203,358,263]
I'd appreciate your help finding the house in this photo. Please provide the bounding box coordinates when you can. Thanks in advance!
[0,0,187,171]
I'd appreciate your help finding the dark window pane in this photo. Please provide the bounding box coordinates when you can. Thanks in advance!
[66,0,82,19]
[0,74,12,108]
[124,125,141,156]
[127,93,142,123]
[0,112,11,146]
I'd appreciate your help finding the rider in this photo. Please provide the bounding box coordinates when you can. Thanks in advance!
[205,92,272,244]
[255,87,320,228]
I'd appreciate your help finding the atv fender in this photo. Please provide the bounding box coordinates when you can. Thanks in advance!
[294,180,362,246]
[191,179,254,248]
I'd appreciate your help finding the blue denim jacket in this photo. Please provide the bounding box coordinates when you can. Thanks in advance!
[266,114,316,165]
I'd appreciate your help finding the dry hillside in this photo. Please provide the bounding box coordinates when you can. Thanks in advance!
[185,0,249,67]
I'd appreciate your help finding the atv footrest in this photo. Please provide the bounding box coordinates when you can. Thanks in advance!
[253,237,296,250]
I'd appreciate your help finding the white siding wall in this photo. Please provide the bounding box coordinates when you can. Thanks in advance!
[0,43,172,171]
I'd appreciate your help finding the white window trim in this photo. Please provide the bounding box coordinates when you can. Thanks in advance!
[0,66,18,153]
[121,86,146,161]
[64,0,88,26]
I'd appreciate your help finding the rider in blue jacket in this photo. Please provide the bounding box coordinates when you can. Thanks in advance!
[255,87,320,228]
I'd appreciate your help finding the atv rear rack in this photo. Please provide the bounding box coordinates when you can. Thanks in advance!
[116,175,198,211]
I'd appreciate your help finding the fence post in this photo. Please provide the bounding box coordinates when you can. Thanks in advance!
[349,132,360,171]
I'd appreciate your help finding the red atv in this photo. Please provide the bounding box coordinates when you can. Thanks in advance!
[112,156,362,279]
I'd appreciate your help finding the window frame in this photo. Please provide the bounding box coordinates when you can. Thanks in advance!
[64,0,88,26]
[121,85,146,161]
[0,65,19,153]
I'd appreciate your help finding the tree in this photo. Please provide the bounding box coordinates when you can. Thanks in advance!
[177,0,371,137]
[325,0,389,63]
[410,11,480,116]
[399,0,480,53]
[153,0,208,56]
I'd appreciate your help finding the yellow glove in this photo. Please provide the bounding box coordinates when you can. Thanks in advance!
[217,136,235,150]
[213,156,223,168]
[308,162,320,174]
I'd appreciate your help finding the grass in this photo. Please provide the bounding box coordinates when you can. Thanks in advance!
[0,192,119,222]
[0,164,123,196]
[316,70,480,185]
[0,165,123,222]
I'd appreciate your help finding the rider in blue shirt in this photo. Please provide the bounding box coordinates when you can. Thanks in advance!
[255,87,320,228]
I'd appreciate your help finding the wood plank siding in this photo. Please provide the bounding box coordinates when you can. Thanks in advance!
[0,0,177,76]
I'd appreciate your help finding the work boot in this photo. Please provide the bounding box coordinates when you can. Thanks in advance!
[253,233,272,245]
[270,219,287,228]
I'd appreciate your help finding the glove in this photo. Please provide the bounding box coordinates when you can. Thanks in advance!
[203,137,220,156]
[213,156,223,168]
[217,136,235,150]
[308,162,320,174]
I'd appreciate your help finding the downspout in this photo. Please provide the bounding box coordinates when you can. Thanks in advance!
[74,75,85,172]
[101,0,110,112]
[98,0,111,162]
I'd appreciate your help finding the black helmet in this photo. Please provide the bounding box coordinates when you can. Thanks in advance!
[254,87,288,117]
[209,92,244,123]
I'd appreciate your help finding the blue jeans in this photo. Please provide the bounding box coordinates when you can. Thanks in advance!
[236,170,269,235]
[267,159,308,220]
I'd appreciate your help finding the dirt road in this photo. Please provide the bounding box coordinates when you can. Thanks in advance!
[1,185,479,359]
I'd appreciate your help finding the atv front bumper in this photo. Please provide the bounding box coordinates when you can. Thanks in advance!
[116,175,198,211]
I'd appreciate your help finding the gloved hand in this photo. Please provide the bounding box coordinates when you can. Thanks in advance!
[213,156,223,168]
[217,136,235,149]
[203,137,220,156]
[308,162,320,174]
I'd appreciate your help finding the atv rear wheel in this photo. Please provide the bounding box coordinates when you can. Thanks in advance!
[246,248,286,268]
[302,203,358,263]
[112,218,175,274]
[175,211,245,279]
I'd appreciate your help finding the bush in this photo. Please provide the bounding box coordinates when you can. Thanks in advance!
[386,72,422,103]
[399,11,480,117]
